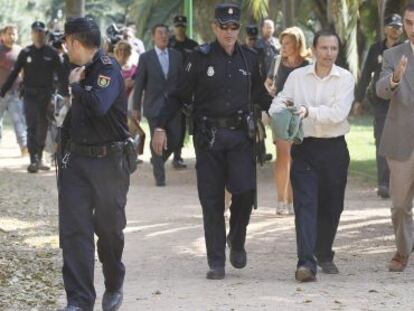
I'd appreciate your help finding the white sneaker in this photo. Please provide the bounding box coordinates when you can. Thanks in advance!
[276,202,290,216]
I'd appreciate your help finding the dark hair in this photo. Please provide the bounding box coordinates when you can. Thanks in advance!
[151,23,168,35]
[70,30,101,48]
[404,2,414,14]
[312,29,341,48]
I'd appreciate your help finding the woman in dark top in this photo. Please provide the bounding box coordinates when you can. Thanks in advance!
[264,26,310,216]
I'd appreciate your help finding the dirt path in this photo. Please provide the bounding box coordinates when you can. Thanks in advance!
[1,128,413,311]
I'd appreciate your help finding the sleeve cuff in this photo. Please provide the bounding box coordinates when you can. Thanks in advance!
[307,106,316,120]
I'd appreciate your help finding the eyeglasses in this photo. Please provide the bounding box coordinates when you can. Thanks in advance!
[219,24,240,31]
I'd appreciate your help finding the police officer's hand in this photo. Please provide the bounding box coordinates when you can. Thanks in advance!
[69,66,86,84]
[392,55,408,84]
[131,109,141,122]
[152,129,167,155]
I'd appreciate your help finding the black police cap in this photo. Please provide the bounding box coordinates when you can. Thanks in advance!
[246,25,258,37]
[174,15,187,27]
[385,14,403,27]
[31,21,46,32]
[215,3,241,25]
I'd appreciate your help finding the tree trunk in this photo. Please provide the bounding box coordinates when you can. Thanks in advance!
[65,0,85,18]
[282,0,295,28]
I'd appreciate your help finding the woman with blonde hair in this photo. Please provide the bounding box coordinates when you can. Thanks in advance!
[264,26,310,215]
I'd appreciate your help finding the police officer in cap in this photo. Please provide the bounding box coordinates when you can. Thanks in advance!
[58,17,133,311]
[153,3,268,280]
[355,13,403,199]
[1,21,69,173]
[244,24,259,49]
[168,15,199,169]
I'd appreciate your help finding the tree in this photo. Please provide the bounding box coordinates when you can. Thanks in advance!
[65,0,85,17]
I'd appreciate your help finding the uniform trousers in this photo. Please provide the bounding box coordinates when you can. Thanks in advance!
[24,91,51,163]
[195,128,255,268]
[291,136,349,274]
[373,111,390,188]
[58,150,130,310]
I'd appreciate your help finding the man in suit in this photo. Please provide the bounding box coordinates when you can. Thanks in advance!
[376,2,414,272]
[133,24,183,186]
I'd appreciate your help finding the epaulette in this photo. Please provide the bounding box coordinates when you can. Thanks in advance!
[100,55,113,65]
[195,43,211,55]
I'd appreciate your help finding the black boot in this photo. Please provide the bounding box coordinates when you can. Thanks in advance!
[102,288,123,311]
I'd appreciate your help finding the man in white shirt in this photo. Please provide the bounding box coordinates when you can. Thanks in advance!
[269,29,355,282]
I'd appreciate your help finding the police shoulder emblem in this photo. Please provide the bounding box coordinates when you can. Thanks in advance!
[97,75,111,88]
[229,8,233,15]
[101,56,112,65]
[207,66,215,77]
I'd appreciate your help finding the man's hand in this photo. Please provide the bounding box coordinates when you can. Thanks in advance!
[69,66,85,84]
[392,55,408,83]
[352,101,363,116]
[290,105,308,119]
[152,129,167,155]
[131,109,141,122]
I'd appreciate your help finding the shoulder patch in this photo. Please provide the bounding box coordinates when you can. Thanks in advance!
[100,55,113,65]
[195,43,211,55]
[97,74,111,88]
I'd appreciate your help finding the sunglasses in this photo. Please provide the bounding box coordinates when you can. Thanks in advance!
[219,24,240,31]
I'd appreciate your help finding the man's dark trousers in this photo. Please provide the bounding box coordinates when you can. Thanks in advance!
[195,128,255,268]
[373,109,390,188]
[24,90,51,163]
[59,150,130,310]
[148,112,181,184]
[290,136,349,274]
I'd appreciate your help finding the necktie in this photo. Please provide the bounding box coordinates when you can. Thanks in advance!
[159,50,169,78]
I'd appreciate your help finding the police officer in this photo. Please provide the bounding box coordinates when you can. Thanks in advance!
[1,21,69,173]
[355,14,403,199]
[244,24,259,49]
[168,15,199,169]
[58,17,132,311]
[153,3,268,280]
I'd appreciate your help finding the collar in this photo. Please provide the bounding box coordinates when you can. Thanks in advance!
[155,46,168,55]
[306,63,340,78]
[84,48,103,70]
[212,40,238,56]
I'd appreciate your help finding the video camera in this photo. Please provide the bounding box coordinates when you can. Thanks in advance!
[106,23,123,46]
[48,31,65,50]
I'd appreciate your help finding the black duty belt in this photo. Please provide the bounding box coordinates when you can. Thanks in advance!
[202,115,245,130]
[67,141,125,158]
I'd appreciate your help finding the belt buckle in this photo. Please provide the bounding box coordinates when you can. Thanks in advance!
[96,146,107,158]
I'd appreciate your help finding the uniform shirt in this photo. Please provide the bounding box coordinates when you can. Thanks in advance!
[0,43,21,91]
[64,49,129,145]
[269,63,355,138]
[157,40,268,128]
[1,44,68,96]
[355,39,401,111]
[168,36,198,62]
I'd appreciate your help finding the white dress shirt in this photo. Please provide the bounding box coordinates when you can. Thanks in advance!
[268,63,355,138]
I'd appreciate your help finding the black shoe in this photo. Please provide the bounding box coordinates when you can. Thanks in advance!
[377,185,390,199]
[265,153,273,162]
[156,180,166,187]
[295,266,316,282]
[173,158,187,169]
[57,306,84,311]
[227,237,247,269]
[136,159,143,165]
[27,162,39,173]
[317,261,339,274]
[102,288,123,311]
[38,161,51,171]
[206,267,225,280]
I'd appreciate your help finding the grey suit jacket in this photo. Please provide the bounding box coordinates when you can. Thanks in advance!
[376,42,414,161]
[133,48,183,119]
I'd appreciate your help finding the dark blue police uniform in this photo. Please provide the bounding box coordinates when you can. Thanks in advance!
[157,4,268,277]
[58,18,131,311]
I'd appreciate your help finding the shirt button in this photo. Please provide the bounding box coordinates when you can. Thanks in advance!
[228,60,231,64]
[226,102,230,106]
[227,89,231,93]
[228,74,232,78]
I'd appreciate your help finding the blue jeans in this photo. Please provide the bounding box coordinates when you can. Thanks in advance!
[0,91,27,148]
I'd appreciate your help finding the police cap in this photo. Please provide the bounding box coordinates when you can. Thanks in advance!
[385,14,403,27]
[31,21,46,32]
[64,17,101,47]
[215,3,241,25]
[246,25,258,37]
[174,15,187,27]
